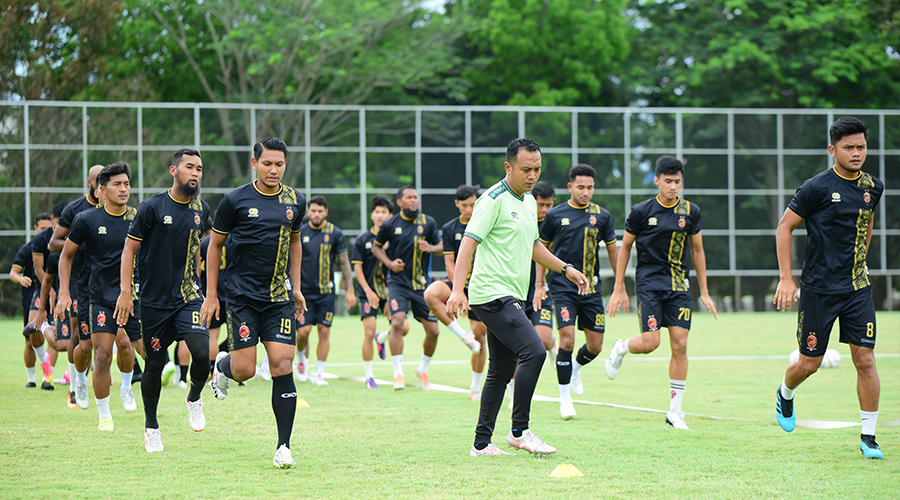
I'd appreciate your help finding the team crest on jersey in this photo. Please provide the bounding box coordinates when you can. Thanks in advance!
[648,217,658,226]
[80,323,89,334]
[239,323,250,341]
[560,307,570,322]
[194,213,201,226]
[589,215,596,226]
[394,227,402,234]
[561,218,570,226]
[417,226,424,234]
[61,324,69,335]
[303,236,310,243]
[390,299,399,311]
[365,242,372,249]
[286,207,294,221]
[806,334,817,351]
[678,217,686,229]
[831,192,841,202]
[648,315,658,331]
[249,208,259,218]
[324,235,330,243]
[150,337,161,351]
[98,226,107,235]
[97,311,106,327]
[163,215,173,224]
[863,192,871,204]
[455,233,462,240]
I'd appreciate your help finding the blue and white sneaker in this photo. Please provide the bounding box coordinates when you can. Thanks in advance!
[860,435,883,459]
[776,386,795,432]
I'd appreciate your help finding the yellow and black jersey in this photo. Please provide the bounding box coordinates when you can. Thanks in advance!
[58,194,100,298]
[788,167,884,294]
[13,240,37,303]
[199,234,228,299]
[540,201,617,295]
[374,212,441,291]
[211,182,304,303]
[128,190,210,307]
[350,228,387,300]
[625,196,701,292]
[31,226,54,273]
[68,205,139,303]
[299,221,347,295]
[441,216,475,287]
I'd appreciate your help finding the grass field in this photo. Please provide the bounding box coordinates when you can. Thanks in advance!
[1,311,898,499]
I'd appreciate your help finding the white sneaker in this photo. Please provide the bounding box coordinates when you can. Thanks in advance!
[312,374,329,386]
[570,370,583,396]
[121,388,137,412]
[177,380,189,389]
[186,397,206,431]
[469,443,511,457]
[560,400,577,420]
[462,332,481,354]
[666,411,689,430]
[144,428,164,453]
[506,429,556,455]
[273,444,295,468]
[161,362,176,387]
[605,339,626,380]
[294,361,308,383]
[375,330,390,344]
[210,351,229,400]
[75,382,89,409]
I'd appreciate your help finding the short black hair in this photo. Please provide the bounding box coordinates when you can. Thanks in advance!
[655,156,684,177]
[506,138,541,164]
[455,185,479,201]
[532,180,555,200]
[35,212,52,225]
[52,201,67,218]
[172,148,201,168]
[97,161,132,187]
[568,164,595,182]
[308,195,327,209]
[829,117,868,146]
[254,137,288,160]
[396,184,416,200]
[370,194,393,212]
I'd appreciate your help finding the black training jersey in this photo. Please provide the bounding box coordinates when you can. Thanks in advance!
[787,167,884,294]
[44,251,62,292]
[68,206,139,303]
[212,182,304,303]
[199,234,228,299]
[12,241,36,301]
[526,218,546,305]
[299,221,347,295]
[128,190,209,307]
[540,201,617,295]
[350,228,388,300]
[625,196,701,292]
[375,212,441,291]
[441,216,475,287]
[31,226,54,272]
[59,195,101,297]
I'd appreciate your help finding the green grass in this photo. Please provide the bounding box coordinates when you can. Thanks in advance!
[1,312,898,499]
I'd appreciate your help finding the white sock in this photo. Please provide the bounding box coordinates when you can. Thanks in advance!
[33,343,48,364]
[120,370,133,390]
[375,331,389,344]
[391,355,404,377]
[470,371,483,393]
[96,396,111,419]
[447,320,467,340]
[68,362,76,391]
[363,360,374,379]
[315,360,326,377]
[861,410,878,436]
[76,369,88,387]
[781,376,795,399]
[669,379,685,414]
[507,379,515,399]
[26,366,36,383]
[418,354,432,373]
[559,384,571,401]
[261,355,269,372]
[297,349,307,367]
[572,358,583,376]
[620,338,631,355]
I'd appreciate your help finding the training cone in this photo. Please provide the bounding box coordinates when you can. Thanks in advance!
[296,398,310,408]
[550,464,584,478]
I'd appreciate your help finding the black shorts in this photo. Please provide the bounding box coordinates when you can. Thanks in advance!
[358,294,383,319]
[298,293,336,327]
[29,287,50,314]
[437,278,481,322]
[142,301,209,359]
[56,311,72,341]
[797,286,876,356]
[388,284,436,323]
[553,290,606,332]
[635,289,692,333]
[72,298,90,340]
[227,297,296,350]
[89,301,142,341]
[208,298,227,329]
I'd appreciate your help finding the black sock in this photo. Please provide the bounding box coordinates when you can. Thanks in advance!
[511,427,527,438]
[218,339,228,353]
[473,443,488,450]
[184,334,210,402]
[556,348,573,385]
[143,396,160,429]
[133,359,142,375]
[209,359,216,375]
[178,365,188,383]
[271,374,296,449]
[142,356,165,428]
[575,344,598,366]
[218,354,234,379]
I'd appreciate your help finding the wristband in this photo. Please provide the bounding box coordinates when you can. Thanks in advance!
[560,263,572,274]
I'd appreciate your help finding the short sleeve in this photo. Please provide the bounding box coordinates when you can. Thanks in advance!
[128,200,156,242]
[601,210,617,243]
[66,212,88,247]
[428,219,441,246]
[375,218,392,247]
[787,180,817,220]
[13,245,28,269]
[292,192,305,233]
[45,252,60,276]
[212,194,236,235]
[442,224,454,254]
[335,228,348,255]
[689,203,702,235]
[58,204,77,230]
[538,212,556,244]
[464,195,498,243]
[624,203,644,236]
[350,236,364,263]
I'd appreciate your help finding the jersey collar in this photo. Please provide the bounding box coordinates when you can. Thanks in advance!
[167,189,190,204]
[655,195,680,209]
[370,226,379,236]
[86,194,100,207]
[567,199,589,210]
[103,205,127,217]
[253,180,284,196]
[831,165,861,181]
[501,179,524,202]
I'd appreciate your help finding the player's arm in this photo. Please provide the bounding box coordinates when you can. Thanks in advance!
[608,232,636,317]
[774,208,803,312]
[55,239,80,318]
[533,240,550,311]
[444,254,456,285]
[417,240,443,253]
[48,224,69,253]
[865,212,875,253]
[289,232,307,318]
[532,241,589,295]
[200,231,227,326]
[115,237,140,325]
[354,262,379,307]
[688,232,718,320]
[9,265,31,288]
[446,236,478,320]
[371,243,403,273]
[338,253,357,310]
[32,252,46,284]
[35,271,56,326]
[605,241,620,277]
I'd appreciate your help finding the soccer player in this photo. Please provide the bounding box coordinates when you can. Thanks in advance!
[447,138,589,457]
[607,156,718,431]
[772,117,885,459]
[371,185,443,390]
[423,185,486,401]
[10,213,54,389]
[295,195,356,386]
[350,195,400,389]
[199,222,228,380]
[538,164,619,420]
[55,162,141,429]
[203,137,307,468]
[115,148,211,453]
[28,201,67,387]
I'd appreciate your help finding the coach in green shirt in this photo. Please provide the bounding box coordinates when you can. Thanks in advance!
[447,138,589,457]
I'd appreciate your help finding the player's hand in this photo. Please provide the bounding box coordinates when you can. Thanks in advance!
[199,295,219,328]
[565,267,590,295]
[388,258,405,273]
[700,293,719,320]
[532,284,543,312]
[365,290,380,310]
[54,291,72,323]
[607,288,629,318]
[774,278,798,311]
[114,291,134,326]
[446,288,469,321]
[416,240,430,252]
[344,291,357,310]
[34,308,47,329]
[293,290,307,320]
[19,276,32,288]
